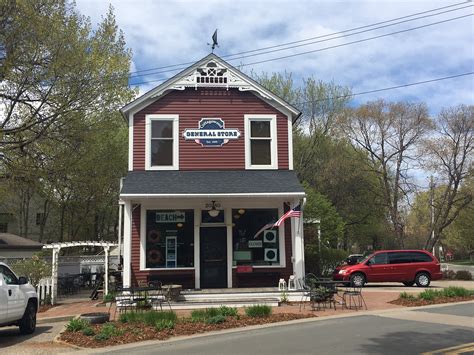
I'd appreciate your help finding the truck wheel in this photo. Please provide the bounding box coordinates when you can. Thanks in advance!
[19,302,37,334]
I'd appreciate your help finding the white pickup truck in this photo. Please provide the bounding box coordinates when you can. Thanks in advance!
[0,262,38,334]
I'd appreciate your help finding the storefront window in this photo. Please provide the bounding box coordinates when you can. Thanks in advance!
[146,210,194,268]
[232,208,279,266]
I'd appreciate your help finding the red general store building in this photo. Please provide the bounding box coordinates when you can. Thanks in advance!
[120,54,306,289]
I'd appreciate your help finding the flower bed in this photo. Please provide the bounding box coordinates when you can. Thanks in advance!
[390,286,474,307]
[60,306,316,348]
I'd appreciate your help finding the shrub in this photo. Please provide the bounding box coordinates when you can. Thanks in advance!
[119,311,177,325]
[399,292,416,301]
[190,310,207,322]
[245,305,272,318]
[441,286,471,298]
[81,327,95,336]
[455,270,472,280]
[66,318,90,332]
[94,323,124,341]
[155,319,175,331]
[11,255,52,288]
[218,306,238,317]
[418,289,442,301]
[442,270,456,280]
[103,293,115,303]
[206,314,226,324]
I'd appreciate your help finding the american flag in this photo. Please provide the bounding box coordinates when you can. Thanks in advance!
[273,205,301,227]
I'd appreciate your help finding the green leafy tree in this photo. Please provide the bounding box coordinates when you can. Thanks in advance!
[11,255,51,288]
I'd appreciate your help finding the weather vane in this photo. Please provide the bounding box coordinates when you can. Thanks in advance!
[208,29,218,53]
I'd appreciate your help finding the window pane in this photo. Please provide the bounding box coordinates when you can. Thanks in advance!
[370,253,388,265]
[146,210,194,268]
[251,140,271,165]
[151,140,173,166]
[152,120,173,138]
[250,121,270,137]
[232,209,279,266]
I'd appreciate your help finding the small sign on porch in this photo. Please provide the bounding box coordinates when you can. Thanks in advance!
[156,211,185,223]
[248,240,263,248]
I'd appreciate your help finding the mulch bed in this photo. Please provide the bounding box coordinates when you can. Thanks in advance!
[60,313,317,348]
[390,295,474,307]
[38,304,58,313]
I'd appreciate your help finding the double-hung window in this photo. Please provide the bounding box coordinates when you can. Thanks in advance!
[145,114,179,170]
[244,114,277,169]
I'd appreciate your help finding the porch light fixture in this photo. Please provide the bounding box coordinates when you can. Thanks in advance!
[208,201,220,218]
[177,223,183,228]
[238,209,245,215]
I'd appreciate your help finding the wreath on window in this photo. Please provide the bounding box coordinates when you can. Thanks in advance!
[147,229,161,243]
[147,249,162,264]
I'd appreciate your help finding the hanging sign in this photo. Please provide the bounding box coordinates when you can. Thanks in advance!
[182,118,240,147]
[156,211,185,223]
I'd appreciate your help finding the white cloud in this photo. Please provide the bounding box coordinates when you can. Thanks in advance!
[76,0,474,114]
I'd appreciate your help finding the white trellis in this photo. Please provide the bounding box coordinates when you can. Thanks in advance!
[43,241,118,305]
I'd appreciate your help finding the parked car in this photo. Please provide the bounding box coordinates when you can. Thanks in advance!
[333,250,442,287]
[0,262,38,334]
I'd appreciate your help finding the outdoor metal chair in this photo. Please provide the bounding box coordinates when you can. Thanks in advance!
[114,287,137,317]
[147,281,172,311]
[342,285,368,310]
[298,273,322,311]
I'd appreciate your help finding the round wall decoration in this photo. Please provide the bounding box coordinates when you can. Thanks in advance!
[147,249,162,264]
[147,229,161,243]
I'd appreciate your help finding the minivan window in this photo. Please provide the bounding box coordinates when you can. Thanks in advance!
[412,252,433,263]
[389,252,412,264]
[368,252,388,265]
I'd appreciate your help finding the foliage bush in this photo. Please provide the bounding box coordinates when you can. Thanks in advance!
[218,306,238,317]
[418,289,440,301]
[455,270,472,280]
[399,292,416,301]
[11,255,51,288]
[66,318,90,332]
[305,246,349,277]
[155,319,175,331]
[416,287,472,301]
[119,311,177,325]
[190,309,208,323]
[103,293,115,303]
[81,326,95,336]
[94,323,124,341]
[190,307,238,323]
[442,270,456,280]
[245,305,272,318]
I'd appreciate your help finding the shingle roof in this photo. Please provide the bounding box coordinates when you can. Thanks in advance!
[120,170,305,196]
[0,233,43,249]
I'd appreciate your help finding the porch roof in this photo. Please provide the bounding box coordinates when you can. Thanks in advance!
[120,170,305,198]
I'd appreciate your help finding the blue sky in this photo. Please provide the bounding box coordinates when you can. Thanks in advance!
[76,0,473,115]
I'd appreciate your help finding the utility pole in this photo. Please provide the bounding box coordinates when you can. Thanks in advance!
[430,175,435,255]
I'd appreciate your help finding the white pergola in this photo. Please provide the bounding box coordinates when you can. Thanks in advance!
[43,241,118,305]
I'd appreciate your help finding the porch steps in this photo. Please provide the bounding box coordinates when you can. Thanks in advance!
[165,297,280,310]
[181,290,304,303]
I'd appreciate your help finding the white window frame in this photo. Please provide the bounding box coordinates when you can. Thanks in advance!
[244,114,278,170]
[145,114,179,170]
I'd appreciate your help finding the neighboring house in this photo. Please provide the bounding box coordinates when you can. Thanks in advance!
[120,53,305,289]
[0,233,43,258]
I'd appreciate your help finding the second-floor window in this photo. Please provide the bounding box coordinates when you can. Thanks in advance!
[245,114,277,169]
[145,114,179,170]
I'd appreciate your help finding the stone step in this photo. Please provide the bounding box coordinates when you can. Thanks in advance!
[162,298,280,310]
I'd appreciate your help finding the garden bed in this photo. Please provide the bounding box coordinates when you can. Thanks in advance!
[59,306,316,348]
[390,286,474,307]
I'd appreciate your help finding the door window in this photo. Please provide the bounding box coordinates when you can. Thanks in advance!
[0,266,18,285]
[389,252,412,264]
[369,253,388,265]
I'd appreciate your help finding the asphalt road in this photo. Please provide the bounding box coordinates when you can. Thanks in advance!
[90,303,473,355]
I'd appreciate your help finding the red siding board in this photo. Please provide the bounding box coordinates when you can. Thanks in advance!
[133,88,289,171]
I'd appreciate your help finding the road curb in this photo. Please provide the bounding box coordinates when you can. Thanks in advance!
[38,315,76,324]
[61,300,474,354]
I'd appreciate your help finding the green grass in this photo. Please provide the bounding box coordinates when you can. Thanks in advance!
[190,306,239,323]
[409,286,473,302]
[66,318,90,332]
[81,326,95,336]
[154,319,175,331]
[206,314,227,324]
[399,292,416,301]
[119,311,177,325]
[245,305,272,318]
[94,323,124,341]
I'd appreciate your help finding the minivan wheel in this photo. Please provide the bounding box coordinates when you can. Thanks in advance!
[19,302,36,334]
[403,281,415,287]
[350,273,366,287]
[415,272,431,287]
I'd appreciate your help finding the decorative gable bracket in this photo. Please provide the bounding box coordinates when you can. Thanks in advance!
[153,60,272,100]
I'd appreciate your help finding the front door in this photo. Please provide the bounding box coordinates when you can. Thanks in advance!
[200,227,227,288]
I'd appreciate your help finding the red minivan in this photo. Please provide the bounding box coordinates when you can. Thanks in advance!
[333,250,443,287]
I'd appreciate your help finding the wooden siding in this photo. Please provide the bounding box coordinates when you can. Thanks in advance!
[133,88,289,171]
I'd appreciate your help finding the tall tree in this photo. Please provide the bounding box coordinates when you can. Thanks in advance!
[342,100,432,247]
[423,105,473,250]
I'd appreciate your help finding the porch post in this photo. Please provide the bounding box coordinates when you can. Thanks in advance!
[123,200,132,287]
[104,246,110,296]
[51,247,59,305]
[118,202,123,264]
[293,198,306,280]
